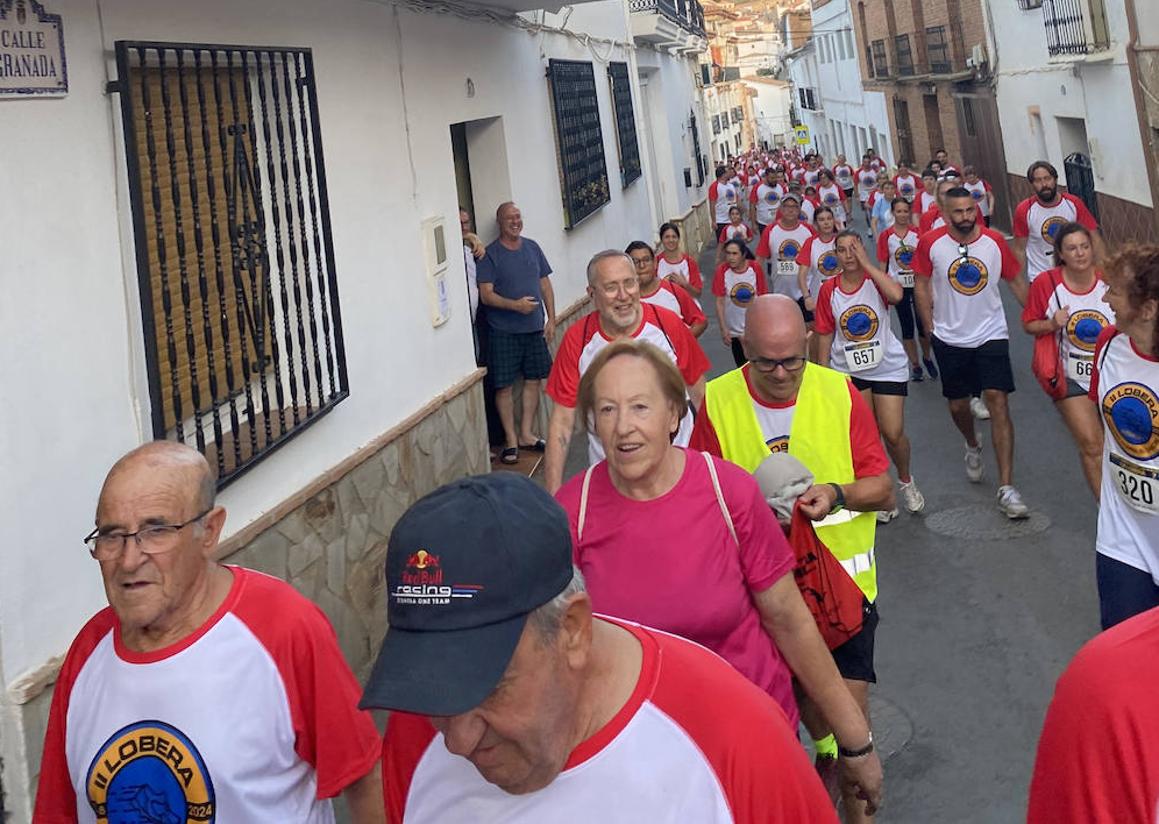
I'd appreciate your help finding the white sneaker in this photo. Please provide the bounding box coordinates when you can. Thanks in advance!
[997,485,1030,520]
[971,397,991,420]
[877,508,899,523]
[899,478,926,513]
[965,442,984,483]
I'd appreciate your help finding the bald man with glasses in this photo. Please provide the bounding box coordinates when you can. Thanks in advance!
[35,441,383,822]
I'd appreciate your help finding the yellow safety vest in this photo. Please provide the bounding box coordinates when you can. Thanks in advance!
[704,363,878,602]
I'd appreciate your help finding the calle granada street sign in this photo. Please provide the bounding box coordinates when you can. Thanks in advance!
[0,0,66,97]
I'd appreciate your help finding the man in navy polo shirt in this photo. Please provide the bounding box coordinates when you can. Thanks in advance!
[477,202,557,464]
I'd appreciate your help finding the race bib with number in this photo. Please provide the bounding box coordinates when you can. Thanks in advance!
[844,340,883,372]
[1067,353,1093,382]
[1110,453,1159,515]
[897,271,915,288]
[776,259,798,276]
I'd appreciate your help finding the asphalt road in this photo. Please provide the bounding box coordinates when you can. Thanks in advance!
[553,211,1101,823]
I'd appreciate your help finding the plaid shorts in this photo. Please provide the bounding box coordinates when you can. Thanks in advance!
[487,328,553,388]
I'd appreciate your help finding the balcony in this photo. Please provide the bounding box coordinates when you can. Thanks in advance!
[630,0,708,52]
[1043,0,1110,58]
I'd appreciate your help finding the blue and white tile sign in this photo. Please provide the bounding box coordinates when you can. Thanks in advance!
[0,0,66,97]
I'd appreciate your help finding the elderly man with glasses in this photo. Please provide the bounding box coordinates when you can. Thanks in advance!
[35,441,383,822]
[690,294,893,824]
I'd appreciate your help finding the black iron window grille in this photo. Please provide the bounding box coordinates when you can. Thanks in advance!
[722,110,730,127]
[871,40,889,76]
[111,41,348,488]
[894,34,915,76]
[607,62,642,188]
[926,26,951,73]
[1043,0,1109,56]
[733,106,743,121]
[713,114,721,134]
[547,59,611,228]
[866,44,875,77]
[691,111,705,185]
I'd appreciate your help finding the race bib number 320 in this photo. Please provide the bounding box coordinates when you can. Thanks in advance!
[1110,453,1159,515]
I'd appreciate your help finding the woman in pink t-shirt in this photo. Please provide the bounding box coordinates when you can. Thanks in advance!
[555,340,878,784]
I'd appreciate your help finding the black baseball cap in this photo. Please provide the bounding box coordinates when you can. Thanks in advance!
[360,473,573,716]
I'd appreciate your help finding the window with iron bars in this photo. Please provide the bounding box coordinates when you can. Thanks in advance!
[690,111,705,186]
[722,109,730,127]
[713,114,721,134]
[926,26,951,73]
[894,34,915,76]
[1017,0,1043,8]
[871,40,889,77]
[1043,0,1109,56]
[112,41,348,488]
[733,106,743,122]
[547,59,611,228]
[607,62,642,188]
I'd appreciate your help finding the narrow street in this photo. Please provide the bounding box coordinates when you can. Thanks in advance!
[551,212,1101,823]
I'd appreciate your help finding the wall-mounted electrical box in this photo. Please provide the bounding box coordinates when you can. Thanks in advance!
[421,215,451,327]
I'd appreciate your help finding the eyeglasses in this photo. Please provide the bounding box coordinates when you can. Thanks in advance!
[749,356,807,374]
[599,277,639,297]
[629,256,653,268]
[83,509,212,561]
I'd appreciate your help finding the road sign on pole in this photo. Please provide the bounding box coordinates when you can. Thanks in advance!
[794,125,810,146]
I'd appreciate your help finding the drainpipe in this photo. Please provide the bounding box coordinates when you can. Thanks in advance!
[1124,0,1159,235]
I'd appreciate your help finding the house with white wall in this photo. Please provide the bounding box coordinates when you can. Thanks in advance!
[0,0,711,814]
[785,37,824,154]
[744,75,794,148]
[990,0,1157,244]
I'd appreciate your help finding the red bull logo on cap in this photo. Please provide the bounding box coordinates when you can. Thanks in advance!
[403,549,443,586]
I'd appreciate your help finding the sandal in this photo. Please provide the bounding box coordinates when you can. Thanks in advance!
[500,447,519,465]
[518,438,546,452]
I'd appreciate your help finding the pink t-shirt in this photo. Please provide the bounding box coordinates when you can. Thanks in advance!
[555,449,799,726]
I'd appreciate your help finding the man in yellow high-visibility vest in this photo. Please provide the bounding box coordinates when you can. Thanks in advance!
[690,294,894,824]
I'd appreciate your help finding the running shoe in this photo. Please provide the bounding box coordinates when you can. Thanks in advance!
[910,364,925,382]
[877,508,899,523]
[997,485,1030,520]
[924,357,939,380]
[899,478,926,513]
[971,396,991,420]
[965,441,984,483]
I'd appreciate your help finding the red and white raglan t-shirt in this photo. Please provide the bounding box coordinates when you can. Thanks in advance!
[546,305,710,464]
[749,182,785,226]
[380,619,838,824]
[962,179,993,217]
[918,190,937,215]
[918,205,945,236]
[804,167,822,188]
[815,276,910,383]
[657,253,703,294]
[877,226,920,289]
[641,278,707,330]
[719,222,754,244]
[34,567,381,823]
[709,180,740,224]
[816,184,847,223]
[1013,193,1099,281]
[913,226,1022,348]
[833,164,855,191]
[713,261,768,336]
[854,168,878,202]
[1021,268,1112,393]
[757,221,817,300]
[796,233,840,299]
[1028,605,1159,824]
[1089,329,1159,581]
[893,174,919,202]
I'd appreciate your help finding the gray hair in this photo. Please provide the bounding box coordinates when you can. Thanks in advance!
[586,250,634,286]
[527,566,587,643]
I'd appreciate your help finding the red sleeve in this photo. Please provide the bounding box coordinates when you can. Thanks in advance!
[708,181,719,203]
[234,571,381,798]
[381,713,438,824]
[918,209,935,235]
[749,186,759,204]
[813,279,837,334]
[33,611,119,823]
[1088,326,1118,401]
[984,180,993,193]
[796,237,814,266]
[875,231,890,264]
[848,381,890,477]
[913,233,935,278]
[1013,198,1031,238]
[993,231,1021,280]
[753,262,769,295]
[686,256,703,291]
[673,283,707,327]
[545,319,589,407]
[689,399,724,455]
[719,225,729,243]
[711,264,727,297]
[1068,194,1099,230]
[755,225,772,259]
[1021,268,1056,324]
[655,306,711,384]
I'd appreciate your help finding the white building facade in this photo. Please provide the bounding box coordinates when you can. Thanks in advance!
[744,76,794,149]
[0,0,712,814]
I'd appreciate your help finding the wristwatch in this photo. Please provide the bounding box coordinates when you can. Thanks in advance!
[838,733,874,759]
[828,483,846,514]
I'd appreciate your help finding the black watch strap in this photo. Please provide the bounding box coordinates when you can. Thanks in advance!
[839,735,874,758]
[828,482,846,512]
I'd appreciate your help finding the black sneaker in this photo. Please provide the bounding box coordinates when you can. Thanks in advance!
[910,364,924,382]
[924,357,939,380]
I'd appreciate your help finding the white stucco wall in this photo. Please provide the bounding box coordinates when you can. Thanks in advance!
[991,0,1151,206]
[0,0,672,692]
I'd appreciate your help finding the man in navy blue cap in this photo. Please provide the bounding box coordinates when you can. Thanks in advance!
[363,473,838,823]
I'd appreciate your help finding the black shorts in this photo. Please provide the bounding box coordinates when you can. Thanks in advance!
[756,222,768,239]
[842,187,855,202]
[832,600,879,683]
[487,328,553,389]
[851,377,908,396]
[797,296,814,323]
[1064,378,1087,399]
[931,336,1016,400]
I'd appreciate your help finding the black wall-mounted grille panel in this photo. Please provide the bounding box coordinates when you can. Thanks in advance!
[548,59,611,228]
[608,62,642,188]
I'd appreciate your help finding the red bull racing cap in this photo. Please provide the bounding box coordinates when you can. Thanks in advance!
[360,472,573,716]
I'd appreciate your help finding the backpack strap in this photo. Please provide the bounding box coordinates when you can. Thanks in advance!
[576,464,596,542]
[702,452,738,548]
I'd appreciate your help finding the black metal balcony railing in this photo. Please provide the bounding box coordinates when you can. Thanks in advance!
[1043,0,1109,55]
[629,0,706,37]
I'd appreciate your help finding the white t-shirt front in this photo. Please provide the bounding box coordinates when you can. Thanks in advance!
[878,226,919,289]
[753,183,786,225]
[710,180,739,223]
[797,234,840,299]
[834,164,855,190]
[1092,331,1159,581]
[913,226,1022,348]
[817,184,847,222]
[815,276,910,383]
[963,179,993,217]
[758,222,817,301]
[855,168,879,201]
[1028,269,1113,392]
[1013,193,1098,281]
[713,261,767,336]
